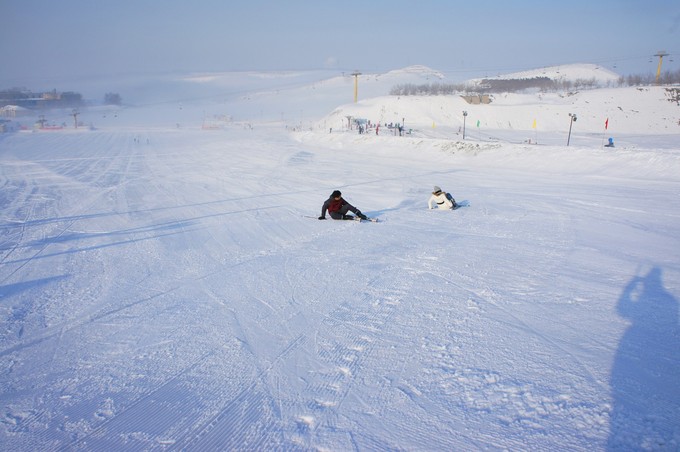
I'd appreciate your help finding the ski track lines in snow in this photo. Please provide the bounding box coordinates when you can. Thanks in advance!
[0,132,143,279]
[1,126,679,450]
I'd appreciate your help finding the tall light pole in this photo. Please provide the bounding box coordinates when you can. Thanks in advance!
[351,71,361,103]
[462,111,468,139]
[567,113,577,146]
[71,109,80,129]
[654,51,669,84]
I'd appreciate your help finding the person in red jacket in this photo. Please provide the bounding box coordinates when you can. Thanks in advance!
[319,190,368,220]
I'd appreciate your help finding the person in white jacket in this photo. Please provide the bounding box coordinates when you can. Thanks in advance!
[428,186,457,210]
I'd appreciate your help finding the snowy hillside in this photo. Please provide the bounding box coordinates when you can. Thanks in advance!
[1,66,679,451]
[475,63,621,85]
[318,85,680,140]
[312,64,679,139]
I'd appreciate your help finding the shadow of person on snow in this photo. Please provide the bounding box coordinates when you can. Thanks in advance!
[608,267,680,450]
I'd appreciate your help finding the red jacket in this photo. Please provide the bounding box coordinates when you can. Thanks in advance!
[321,196,356,218]
[327,197,345,212]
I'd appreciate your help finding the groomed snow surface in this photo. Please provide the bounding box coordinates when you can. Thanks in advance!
[1,69,679,450]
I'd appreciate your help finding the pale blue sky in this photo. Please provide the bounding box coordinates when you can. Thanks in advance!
[1,0,678,86]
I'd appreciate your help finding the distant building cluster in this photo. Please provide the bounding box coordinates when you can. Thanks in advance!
[0,88,83,112]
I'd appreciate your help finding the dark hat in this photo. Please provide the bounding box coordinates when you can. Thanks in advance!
[331,190,342,198]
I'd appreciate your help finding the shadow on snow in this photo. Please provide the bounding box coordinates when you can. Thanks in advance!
[609,267,680,450]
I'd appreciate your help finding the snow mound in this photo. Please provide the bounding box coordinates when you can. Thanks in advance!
[383,65,446,80]
[477,63,621,84]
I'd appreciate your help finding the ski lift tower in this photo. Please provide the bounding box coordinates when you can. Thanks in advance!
[351,71,361,103]
[654,51,669,83]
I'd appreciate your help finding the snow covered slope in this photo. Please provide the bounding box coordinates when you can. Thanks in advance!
[1,67,679,451]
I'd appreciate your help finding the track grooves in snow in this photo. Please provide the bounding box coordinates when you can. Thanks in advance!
[169,334,307,450]
[0,289,176,358]
[284,266,409,449]
[2,118,678,450]
[61,351,215,451]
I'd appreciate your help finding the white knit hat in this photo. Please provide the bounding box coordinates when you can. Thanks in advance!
[433,186,441,193]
